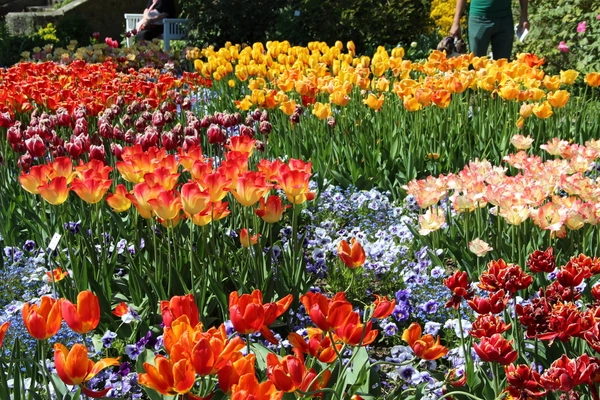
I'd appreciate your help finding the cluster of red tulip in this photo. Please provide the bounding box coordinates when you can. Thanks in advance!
[0,61,209,119]
[444,249,600,399]
[18,291,120,398]
[137,289,396,398]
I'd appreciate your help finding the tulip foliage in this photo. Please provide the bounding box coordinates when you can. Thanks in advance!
[1,39,600,400]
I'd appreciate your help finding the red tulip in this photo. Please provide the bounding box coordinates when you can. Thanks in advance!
[473,334,518,365]
[160,294,200,328]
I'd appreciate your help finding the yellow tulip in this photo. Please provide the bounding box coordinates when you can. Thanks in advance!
[364,93,384,111]
[560,70,579,85]
[375,76,390,92]
[547,90,570,108]
[543,75,561,91]
[403,95,422,112]
[279,100,297,116]
[532,101,553,119]
[330,90,350,107]
[312,102,332,119]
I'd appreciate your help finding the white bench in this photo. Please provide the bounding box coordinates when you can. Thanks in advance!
[124,13,190,51]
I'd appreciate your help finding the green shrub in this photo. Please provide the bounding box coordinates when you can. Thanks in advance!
[514,0,599,73]
[182,0,433,53]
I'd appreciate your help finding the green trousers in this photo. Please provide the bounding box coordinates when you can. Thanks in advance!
[468,14,514,60]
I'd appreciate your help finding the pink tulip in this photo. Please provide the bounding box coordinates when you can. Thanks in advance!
[577,21,587,33]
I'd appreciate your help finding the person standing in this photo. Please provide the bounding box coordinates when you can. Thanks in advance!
[449,0,529,60]
[136,0,178,42]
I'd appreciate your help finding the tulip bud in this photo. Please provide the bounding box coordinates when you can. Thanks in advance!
[25,135,46,158]
[163,111,174,124]
[198,115,211,128]
[260,110,269,122]
[259,121,272,135]
[90,144,105,161]
[18,153,33,172]
[92,32,100,39]
[223,114,237,128]
[161,132,178,150]
[0,111,12,127]
[123,129,136,144]
[56,108,72,127]
[7,123,22,144]
[65,142,82,159]
[111,143,123,160]
[116,95,125,108]
[255,140,265,152]
[11,142,25,153]
[152,111,165,127]
[135,117,146,133]
[183,135,200,152]
[98,120,113,139]
[327,116,336,128]
[73,106,87,120]
[245,114,255,126]
[141,129,159,150]
[113,126,124,141]
[232,112,242,125]
[239,124,254,137]
[181,97,192,110]
[207,124,226,144]
[290,112,300,124]
[73,118,88,135]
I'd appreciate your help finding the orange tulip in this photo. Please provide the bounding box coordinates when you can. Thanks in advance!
[70,177,112,204]
[255,195,290,223]
[189,201,230,226]
[19,165,51,195]
[105,184,132,212]
[61,290,100,334]
[230,171,272,207]
[218,353,256,394]
[22,296,62,340]
[266,352,305,392]
[372,295,396,319]
[143,167,180,191]
[335,311,378,346]
[139,355,195,396]
[402,322,449,360]
[0,321,9,347]
[231,373,283,400]
[38,176,70,205]
[337,238,366,269]
[288,328,341,363]
[180,182,210,215]
[184,325,245,376]
[432,89,451,108]
[239,228,261,247]
[200,171,232,203]
[300,291,352,332]
[585,72,600,87]
[229,290,293,344]
[227,135,256,156]
[112,302,129,317]
[49,157,76,183]
[54,343,120,398]
[330,90,350,107]
[148,189,182,221]
[278,169,315,205]
[46,267,69,282]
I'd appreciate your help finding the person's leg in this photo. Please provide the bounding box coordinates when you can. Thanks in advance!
[136,27,162,42]
[490,15,515,60]
[468,16,494,57]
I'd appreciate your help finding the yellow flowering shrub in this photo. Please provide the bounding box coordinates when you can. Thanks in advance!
[430,0,468,35]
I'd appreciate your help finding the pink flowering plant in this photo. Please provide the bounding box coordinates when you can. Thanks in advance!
[515,0,600,73]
